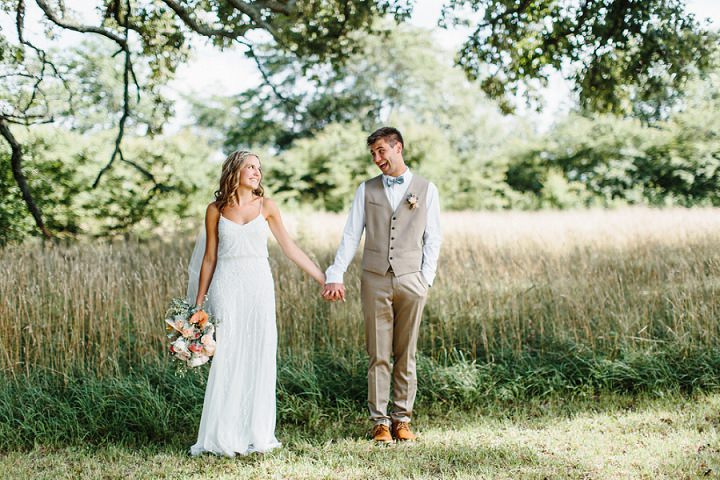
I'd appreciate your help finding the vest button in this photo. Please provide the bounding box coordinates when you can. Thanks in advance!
[391,237,395,240]
[390,246,394,250]
[392,217,396,220]
[389,256,393,260]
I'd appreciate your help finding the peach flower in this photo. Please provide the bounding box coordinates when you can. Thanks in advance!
[190,310,209,325]
[203,344,216,356]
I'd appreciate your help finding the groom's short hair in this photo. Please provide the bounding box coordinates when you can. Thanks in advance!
[367,127,404,149]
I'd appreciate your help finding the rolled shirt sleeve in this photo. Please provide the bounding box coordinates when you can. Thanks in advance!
[325,183,366,284]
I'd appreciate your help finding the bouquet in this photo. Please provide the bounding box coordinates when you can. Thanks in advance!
[164,297,218,370]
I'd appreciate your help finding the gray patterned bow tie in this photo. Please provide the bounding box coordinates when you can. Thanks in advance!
[386,176,405,187]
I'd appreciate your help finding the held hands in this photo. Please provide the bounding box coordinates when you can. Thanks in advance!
[322,283,346,302]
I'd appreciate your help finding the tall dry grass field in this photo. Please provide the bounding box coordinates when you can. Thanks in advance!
[2,207,720,379]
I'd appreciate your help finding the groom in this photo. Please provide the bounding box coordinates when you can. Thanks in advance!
[323,127,441,443]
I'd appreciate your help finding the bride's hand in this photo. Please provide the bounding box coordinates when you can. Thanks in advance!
[189,309,208,325]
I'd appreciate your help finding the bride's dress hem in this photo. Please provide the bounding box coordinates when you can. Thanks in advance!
[189,440,282,458]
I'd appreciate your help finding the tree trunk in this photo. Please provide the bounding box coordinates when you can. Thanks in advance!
[0,118,52,240]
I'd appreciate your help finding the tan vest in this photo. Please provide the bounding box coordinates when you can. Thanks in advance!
[362,174,429,276]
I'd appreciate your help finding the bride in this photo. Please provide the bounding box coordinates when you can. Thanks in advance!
[187,150,325,457]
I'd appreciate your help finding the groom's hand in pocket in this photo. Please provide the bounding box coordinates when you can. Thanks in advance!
[322,283,345,302]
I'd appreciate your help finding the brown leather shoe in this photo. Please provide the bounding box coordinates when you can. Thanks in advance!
[372,424,393,443]
[391,421,417,441]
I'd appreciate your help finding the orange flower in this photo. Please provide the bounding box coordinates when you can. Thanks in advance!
[190,310,209,325]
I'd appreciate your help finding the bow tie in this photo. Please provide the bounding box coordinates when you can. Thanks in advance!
[386,176,405,187]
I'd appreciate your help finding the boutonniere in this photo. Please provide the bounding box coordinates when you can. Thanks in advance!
[406,193,419,210]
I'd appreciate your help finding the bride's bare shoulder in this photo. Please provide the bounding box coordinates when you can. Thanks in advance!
[262,197,277,208]
[262,197,280,215]
[206,202,221,217]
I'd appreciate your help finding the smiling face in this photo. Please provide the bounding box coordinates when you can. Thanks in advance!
[216,150,264,212]
[369,137,406,177]
[238,155,262,190]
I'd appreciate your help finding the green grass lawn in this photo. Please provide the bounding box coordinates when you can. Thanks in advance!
[4,393,719,480]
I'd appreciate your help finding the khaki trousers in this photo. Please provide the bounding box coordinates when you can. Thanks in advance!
[361,269,429,426]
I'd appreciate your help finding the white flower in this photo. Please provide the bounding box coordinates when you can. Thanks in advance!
[190,354,209,367]
[176,350,191,361]
[172,338,188,353]
[406,193,419,210]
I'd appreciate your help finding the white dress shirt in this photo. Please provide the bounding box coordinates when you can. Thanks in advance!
[325,168,442,286]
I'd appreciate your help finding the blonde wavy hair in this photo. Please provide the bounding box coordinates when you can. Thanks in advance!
[214,151,264,213]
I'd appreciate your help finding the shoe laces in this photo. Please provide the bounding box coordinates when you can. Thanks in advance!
[373,424,389,435]
[394,422,410,432]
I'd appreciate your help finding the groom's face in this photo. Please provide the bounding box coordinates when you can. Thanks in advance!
[369,138,404,177]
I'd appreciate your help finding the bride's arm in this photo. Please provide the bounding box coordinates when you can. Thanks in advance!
[195,202,221,307]
[265,198,325,285]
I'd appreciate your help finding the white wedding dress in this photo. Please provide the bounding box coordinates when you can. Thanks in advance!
[187,205,281,457]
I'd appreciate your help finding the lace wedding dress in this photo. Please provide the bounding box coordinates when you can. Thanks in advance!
[187,205,281,457]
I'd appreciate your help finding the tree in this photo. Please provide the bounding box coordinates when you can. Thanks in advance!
[191,21,516,152]
[191,24,523,210]
[440,0,718,117]
[500,62,720,208]
[0,124,219,244]
[0,0,411,239]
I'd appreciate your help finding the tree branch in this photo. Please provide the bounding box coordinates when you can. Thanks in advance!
[160,0,250,39]
[16,0,74,118]
[120,151,175,192]
[0,117,53,239]
[2,115,55,126]
[239,40,298,106]
[227,0,283,42]
[92,0,132,188]
[254,0,293,14]
[34,0,128,47]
